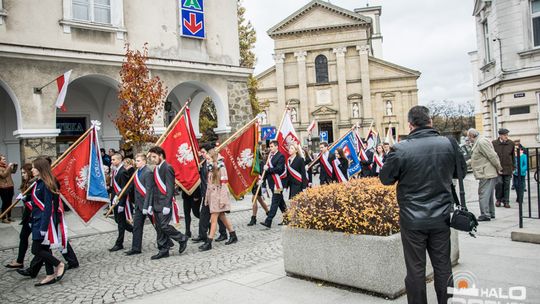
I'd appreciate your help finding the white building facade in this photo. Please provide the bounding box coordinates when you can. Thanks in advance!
[0,0,252,188]
[471,0,540,146]
[256,0,419,145]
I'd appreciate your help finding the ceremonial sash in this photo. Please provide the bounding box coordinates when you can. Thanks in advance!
[287,158,302,183]
[112,170,122,194]
[134,169,147,197]
[171,197,180,224]
[24,198,33,211]
[32,184,59,247]
[321,153,333,176]
[373,154,384,173]
[57,197,68,253]
[268,154,285,191]
[154,166,167,195]
[124,195,133,222]
[332,159,347,183]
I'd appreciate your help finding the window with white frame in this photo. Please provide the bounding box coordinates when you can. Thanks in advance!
[482,21,492,62]
[73,0,111,24]
[532,0,540,47]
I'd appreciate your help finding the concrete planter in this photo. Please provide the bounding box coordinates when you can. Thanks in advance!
[282,227,459,299]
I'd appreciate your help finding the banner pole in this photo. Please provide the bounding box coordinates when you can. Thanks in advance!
[215,116,260,153]
[306,125,356,169]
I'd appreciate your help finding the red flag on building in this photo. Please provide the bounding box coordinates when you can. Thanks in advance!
[52,128,108,223]
[160,114,201,195]
[277,109,300,158]
[219,122,259,199]
[54,70,72,112]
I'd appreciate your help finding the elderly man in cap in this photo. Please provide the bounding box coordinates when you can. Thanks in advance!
[468,129,503,221]
[492,128,515,208]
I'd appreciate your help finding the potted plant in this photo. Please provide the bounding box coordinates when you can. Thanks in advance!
[283,178,459,299]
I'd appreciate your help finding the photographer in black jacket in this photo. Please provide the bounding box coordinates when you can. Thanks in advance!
[380,106,464,304]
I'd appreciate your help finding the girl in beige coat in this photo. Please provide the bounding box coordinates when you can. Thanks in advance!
[199,149,238,251]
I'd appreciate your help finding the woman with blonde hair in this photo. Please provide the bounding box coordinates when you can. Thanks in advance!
[199,149,238,251]
[286,144,307,199]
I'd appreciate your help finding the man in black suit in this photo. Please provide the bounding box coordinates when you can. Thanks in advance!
[147,146,188,260]
[109,153,133,252]
[317,142,335,184]
[260,140,287,229]
[192,144,228,247]
[125,153,153,255]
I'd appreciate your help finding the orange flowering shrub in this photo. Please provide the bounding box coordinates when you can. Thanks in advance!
[285,178,400,236]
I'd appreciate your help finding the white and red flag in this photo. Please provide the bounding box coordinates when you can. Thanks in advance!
[54,70,72,112]
[306,119,317,135]
[277,109,300,158]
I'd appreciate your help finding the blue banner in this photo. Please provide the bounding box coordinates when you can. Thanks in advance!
[329,131,362,177]
[87,129,109,202]
[261,126,277,140]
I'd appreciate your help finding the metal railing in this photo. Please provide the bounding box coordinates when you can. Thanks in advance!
[517,147,540,228]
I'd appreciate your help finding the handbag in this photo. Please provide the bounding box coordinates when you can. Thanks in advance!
[448,138,478,237]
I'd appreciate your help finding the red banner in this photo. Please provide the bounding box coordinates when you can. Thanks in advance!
[52,133,107,223]
[220,123,259,199]
[160,114,201,195]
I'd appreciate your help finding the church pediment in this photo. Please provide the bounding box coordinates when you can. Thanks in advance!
[369,57,421,79]
[312,106,338,116]
[268,0,371,37]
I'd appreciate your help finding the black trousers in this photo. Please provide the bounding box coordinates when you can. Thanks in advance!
[113,205,133,247]
[183,196,201,234]
[154,210,187,253]
[495,174,512,204]
[264,190,287,227]
[17,221,31,264]
[513,175,526,204]
[198,201,226,240]
[0,186,14,219]
[400,226,453,304]
[131,206,151,252]
[30,240,60,276]
[28,242,78,277]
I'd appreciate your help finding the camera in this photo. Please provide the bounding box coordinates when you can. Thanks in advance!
[11,163,18,173]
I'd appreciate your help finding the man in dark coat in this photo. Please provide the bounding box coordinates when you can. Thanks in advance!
[492,128,515,208]
[380,106,464,304]
[109,153,133,252]
[260,140,287,228]
[317,142,335,184]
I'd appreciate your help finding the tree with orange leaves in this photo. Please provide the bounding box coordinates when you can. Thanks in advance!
[114,43,167,152]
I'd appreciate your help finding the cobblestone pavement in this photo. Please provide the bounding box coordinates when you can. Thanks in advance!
[0,210,283,304]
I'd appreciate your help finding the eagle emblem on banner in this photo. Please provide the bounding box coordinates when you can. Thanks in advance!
[76,165,89,190]
[237,149,254,169]
[176,143,195,165]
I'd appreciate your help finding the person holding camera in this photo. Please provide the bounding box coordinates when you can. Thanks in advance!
[0,154,17,224]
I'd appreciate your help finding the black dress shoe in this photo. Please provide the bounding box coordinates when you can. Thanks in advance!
[151,251,169,260]
[125,250,142,256]
[477,216,491,222]
[199,239,212,251]
[108,245,123,252]
[17,268,36,278]
[215,234,228,242]
[66,264,79,270]
[185,231,192,238]
[192,236,206,243]
[35,278,57,287]
[178,240,188,254]
[260,222,271,229]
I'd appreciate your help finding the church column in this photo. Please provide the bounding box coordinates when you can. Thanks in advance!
[333,47,348,124]
[357,45,373,120]
[273,53,286,123]
[294,51,309,124]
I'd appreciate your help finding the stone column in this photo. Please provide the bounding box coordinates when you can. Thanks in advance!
[294,51,309,124]
[357,45,373,120]
[273,53,286,124]
[333,47,348,124]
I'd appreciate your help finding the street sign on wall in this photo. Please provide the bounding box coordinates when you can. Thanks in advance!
[320,131,328,143]
[261,126,277,140]
[180,0,205,39]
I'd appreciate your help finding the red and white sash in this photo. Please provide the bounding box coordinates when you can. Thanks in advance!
[32,184,59,247]
[112,169,122,194]
[171,197,180,224]
[57,197,68,253]
[321,152,333,177]
[373,154,384,173]
[134,169,147,197]
[154,166,167,195]
[332,159,348,183]
[268,153,285,190]
[287,158,302,183]
[124,195,133,222]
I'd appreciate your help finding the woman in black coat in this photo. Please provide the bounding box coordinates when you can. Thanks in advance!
[302,147,313,188]
[332,148,349,183]
[287,144,307,199]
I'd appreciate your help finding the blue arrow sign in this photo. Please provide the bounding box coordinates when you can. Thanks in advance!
[180,0,205,39]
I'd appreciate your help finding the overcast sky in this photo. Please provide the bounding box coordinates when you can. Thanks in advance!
[243,0,477,105]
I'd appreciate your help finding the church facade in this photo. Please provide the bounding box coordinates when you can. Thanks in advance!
[256,0,420,144]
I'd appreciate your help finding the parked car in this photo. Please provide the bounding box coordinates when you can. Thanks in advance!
[459,144,473,173]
